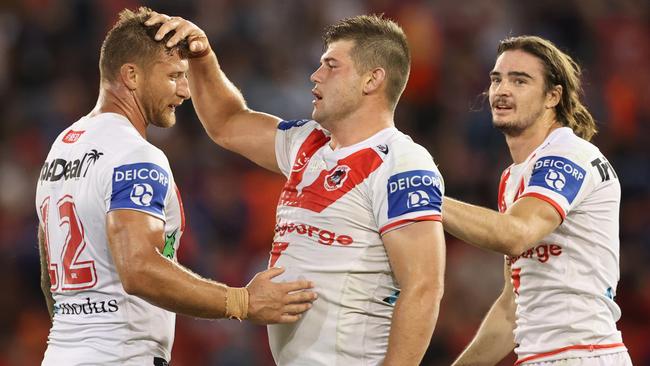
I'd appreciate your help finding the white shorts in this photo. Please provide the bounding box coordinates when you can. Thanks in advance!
[524,351,632,366]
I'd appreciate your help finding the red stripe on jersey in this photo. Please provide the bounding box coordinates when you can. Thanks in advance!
[519,192,566,220]
[288,129,330,184]
[174,184,186,232]
[379,215,442,235]
[514,343,626,365]
[279,129,330,207]
[280,143,384,213]
[497,167,511,213]
[514,177,525,201]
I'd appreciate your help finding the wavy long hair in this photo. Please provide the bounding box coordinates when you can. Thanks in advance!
[498,36,597,141]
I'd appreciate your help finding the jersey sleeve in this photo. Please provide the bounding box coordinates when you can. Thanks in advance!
[372,143,444,235]
[274,119,320,178]
[519,150,596,220]
[104,145,173,222]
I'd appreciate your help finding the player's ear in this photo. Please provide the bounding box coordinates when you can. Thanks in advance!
[119,63,139,91]
[363,67,386,96]
[545,84,562,109]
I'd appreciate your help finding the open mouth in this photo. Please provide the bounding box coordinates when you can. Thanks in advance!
[312,89,323,102]
[492,101,513,112]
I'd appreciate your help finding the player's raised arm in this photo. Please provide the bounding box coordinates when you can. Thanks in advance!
[107,209,316,323]
[145,13,282,173]
[452,261,516,366]
[381,221,445,365]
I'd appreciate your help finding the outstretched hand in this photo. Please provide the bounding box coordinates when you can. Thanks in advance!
[246,267,318,324]
[145,11,210,57]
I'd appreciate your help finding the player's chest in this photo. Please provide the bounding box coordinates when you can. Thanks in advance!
[279,148,383,214]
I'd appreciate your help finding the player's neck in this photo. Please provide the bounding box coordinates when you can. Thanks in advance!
[326,105,394,149]
[90,82,148,139]
[505,119,562,164]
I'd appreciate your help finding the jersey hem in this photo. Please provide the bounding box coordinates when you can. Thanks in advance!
[515,343,627,365]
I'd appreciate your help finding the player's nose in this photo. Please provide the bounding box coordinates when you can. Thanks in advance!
[310,65,324,84]
[177,77,191,100]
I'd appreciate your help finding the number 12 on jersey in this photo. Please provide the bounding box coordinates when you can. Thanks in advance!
[40,195,98,291]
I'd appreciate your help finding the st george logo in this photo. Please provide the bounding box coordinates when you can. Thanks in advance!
[407,190,431,208]
[130,183,154,206]
[544,169,566,191]
[324,165,351,191]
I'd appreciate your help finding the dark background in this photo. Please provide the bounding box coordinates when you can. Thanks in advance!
[1,0,648,365]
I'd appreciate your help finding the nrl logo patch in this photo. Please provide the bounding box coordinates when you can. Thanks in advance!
[324,165,351,191]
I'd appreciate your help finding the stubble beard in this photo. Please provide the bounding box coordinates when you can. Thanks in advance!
[142,93,176,129]
[493,108,543,138]
[150,109,176,128]
[313,95,358,130]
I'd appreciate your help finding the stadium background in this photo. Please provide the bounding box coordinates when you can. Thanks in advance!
[1,0,648,365]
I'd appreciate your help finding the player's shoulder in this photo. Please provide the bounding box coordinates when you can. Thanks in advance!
[276,119,324,146]
[538,127,602,162]
[78,114,171,172]
[94,114,169,166]
[381,129,437,170]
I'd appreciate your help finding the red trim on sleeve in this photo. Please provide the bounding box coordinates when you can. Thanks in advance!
[514,343,626,365]
[379,215,442,235]
[519,192,566,220]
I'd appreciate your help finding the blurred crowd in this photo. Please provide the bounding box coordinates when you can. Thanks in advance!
[0,0,648,365]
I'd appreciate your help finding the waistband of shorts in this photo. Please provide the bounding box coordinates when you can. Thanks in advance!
[515,343,627,365]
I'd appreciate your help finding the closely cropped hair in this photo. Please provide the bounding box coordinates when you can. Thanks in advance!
[99,7,189,82]
[323,14,410,109]
[498,36,597,141]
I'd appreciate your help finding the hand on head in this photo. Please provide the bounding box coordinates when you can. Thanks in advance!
[145,11,211,58]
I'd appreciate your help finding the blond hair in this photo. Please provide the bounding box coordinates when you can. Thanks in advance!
[99,7,189,82]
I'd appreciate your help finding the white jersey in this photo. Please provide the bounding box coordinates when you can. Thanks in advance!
[268,120,444,365]
[498,127,626,365]
[35,113,184,365]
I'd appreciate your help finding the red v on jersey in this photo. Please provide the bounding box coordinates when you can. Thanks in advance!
[279,129,384,213]
[498,168,510,213]
[497,167,526,213]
